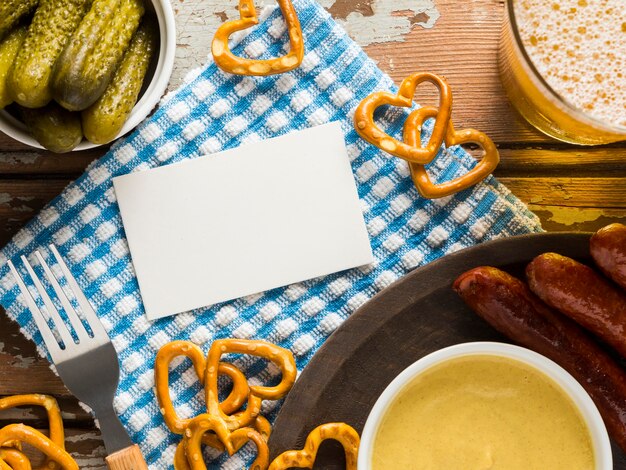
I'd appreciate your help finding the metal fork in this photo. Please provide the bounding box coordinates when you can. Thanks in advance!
[7,245,148,470]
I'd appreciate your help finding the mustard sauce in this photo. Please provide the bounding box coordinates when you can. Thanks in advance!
[372,355,595,470]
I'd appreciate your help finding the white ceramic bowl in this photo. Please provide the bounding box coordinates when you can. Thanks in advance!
[359,342,613,470]
[0,0,176,151]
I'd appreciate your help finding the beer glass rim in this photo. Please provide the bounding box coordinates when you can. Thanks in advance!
[505,0,626,134]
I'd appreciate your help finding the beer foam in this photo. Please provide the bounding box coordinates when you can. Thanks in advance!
[515,0,626,128]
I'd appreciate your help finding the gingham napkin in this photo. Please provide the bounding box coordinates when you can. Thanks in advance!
[0,0,543,467]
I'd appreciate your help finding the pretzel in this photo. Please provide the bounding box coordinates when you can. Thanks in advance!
[205,339,297,431]
[403,106,500,198]
[212,0,304,76]
[0,448,31,470]
[0,425,77,470]
[354,72,452,164]
[0,441,20,451]
[159,339,294,469]
[183,414,270,470]
[173,440,189,470]
[252,416,272,442]
[0,457,11,470]
[0,395,65,470]
[155,341,251,450]
[172,413,274,469]
[268,423,360,470]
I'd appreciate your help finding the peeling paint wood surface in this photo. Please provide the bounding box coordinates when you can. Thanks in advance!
[0,0,626,467]
[10,428,106,469]
[1,314,104,467]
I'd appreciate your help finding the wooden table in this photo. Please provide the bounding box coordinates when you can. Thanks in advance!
[1,0,624,467]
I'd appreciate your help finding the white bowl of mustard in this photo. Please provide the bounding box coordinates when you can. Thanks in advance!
[359,342,612,470]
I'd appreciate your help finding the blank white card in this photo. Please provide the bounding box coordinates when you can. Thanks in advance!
[113,122,374,320]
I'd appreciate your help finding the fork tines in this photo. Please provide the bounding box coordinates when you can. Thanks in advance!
[7,245,109,364]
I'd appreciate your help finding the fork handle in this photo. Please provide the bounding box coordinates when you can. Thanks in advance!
[106,444,148,470]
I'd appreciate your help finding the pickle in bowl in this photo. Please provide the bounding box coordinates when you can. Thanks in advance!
[0,0,175,151]
[52,0,145,112]
[0,25,28,109]
[7,0,91,109]
[19,103,83,153]
[0,0,38,42]
[82,17,158,145]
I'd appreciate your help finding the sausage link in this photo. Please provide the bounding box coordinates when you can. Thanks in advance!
[591,223,626,290]
[453,266,626,452]
[526,253,626,357]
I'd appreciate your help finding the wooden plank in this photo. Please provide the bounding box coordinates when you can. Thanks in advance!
[0,151,101,176]
[0,135,41,152]
[496,147,626,176]
[530,206,626,233]
[0,180,71,216]
[0,396,92,425]
[17,428,106,470]
[498,177,626,208]
[0,179,72,247]
[0,313,70,397]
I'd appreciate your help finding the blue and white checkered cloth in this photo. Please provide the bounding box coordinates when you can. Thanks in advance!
[0,0,542,467]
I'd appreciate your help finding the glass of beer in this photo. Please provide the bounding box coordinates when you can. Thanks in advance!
[498,0,626,145]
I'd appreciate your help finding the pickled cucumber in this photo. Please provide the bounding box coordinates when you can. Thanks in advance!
[82,18,157,145]
[0,25,28,109]
[52,0,145,111]
[0,0,38,41]
[20,103,83,153]
[7,0,91,109]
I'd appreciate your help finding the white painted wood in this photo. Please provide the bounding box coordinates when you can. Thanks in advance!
[169,0,440,86]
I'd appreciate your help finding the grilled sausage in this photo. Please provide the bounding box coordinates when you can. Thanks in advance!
[453,266,626,452]
[526,253,626,357]
[591,223,626,290]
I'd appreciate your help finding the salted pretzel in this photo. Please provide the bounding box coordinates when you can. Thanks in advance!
[173,413,272,469]
[252,415,272,442]
[158,339,297,468]
[0,448,30,470]
[205,339,297,431]
[0,395,66,470]
[403,106,500,198]
[0,425,77,470]
[212,0,304,76]
[268,423,360,470]
[181,414,270,470]
[354,72,452,164]
[155,341,250,450]
[173,440,189,470]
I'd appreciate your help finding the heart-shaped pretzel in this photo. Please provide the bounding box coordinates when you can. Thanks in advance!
[173,414,272,470]
[268,423,360,470]
[155,341,251,450]
[182,414,270,470]
[212,0,304,76]
[205,339,297,431]
[403,106,500,198]
[0,425,77,470]
[0,395,65,470]
[0,448,30,470]
[354,72,452,164]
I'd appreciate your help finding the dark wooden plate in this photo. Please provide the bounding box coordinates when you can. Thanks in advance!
[268,232,626,468]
